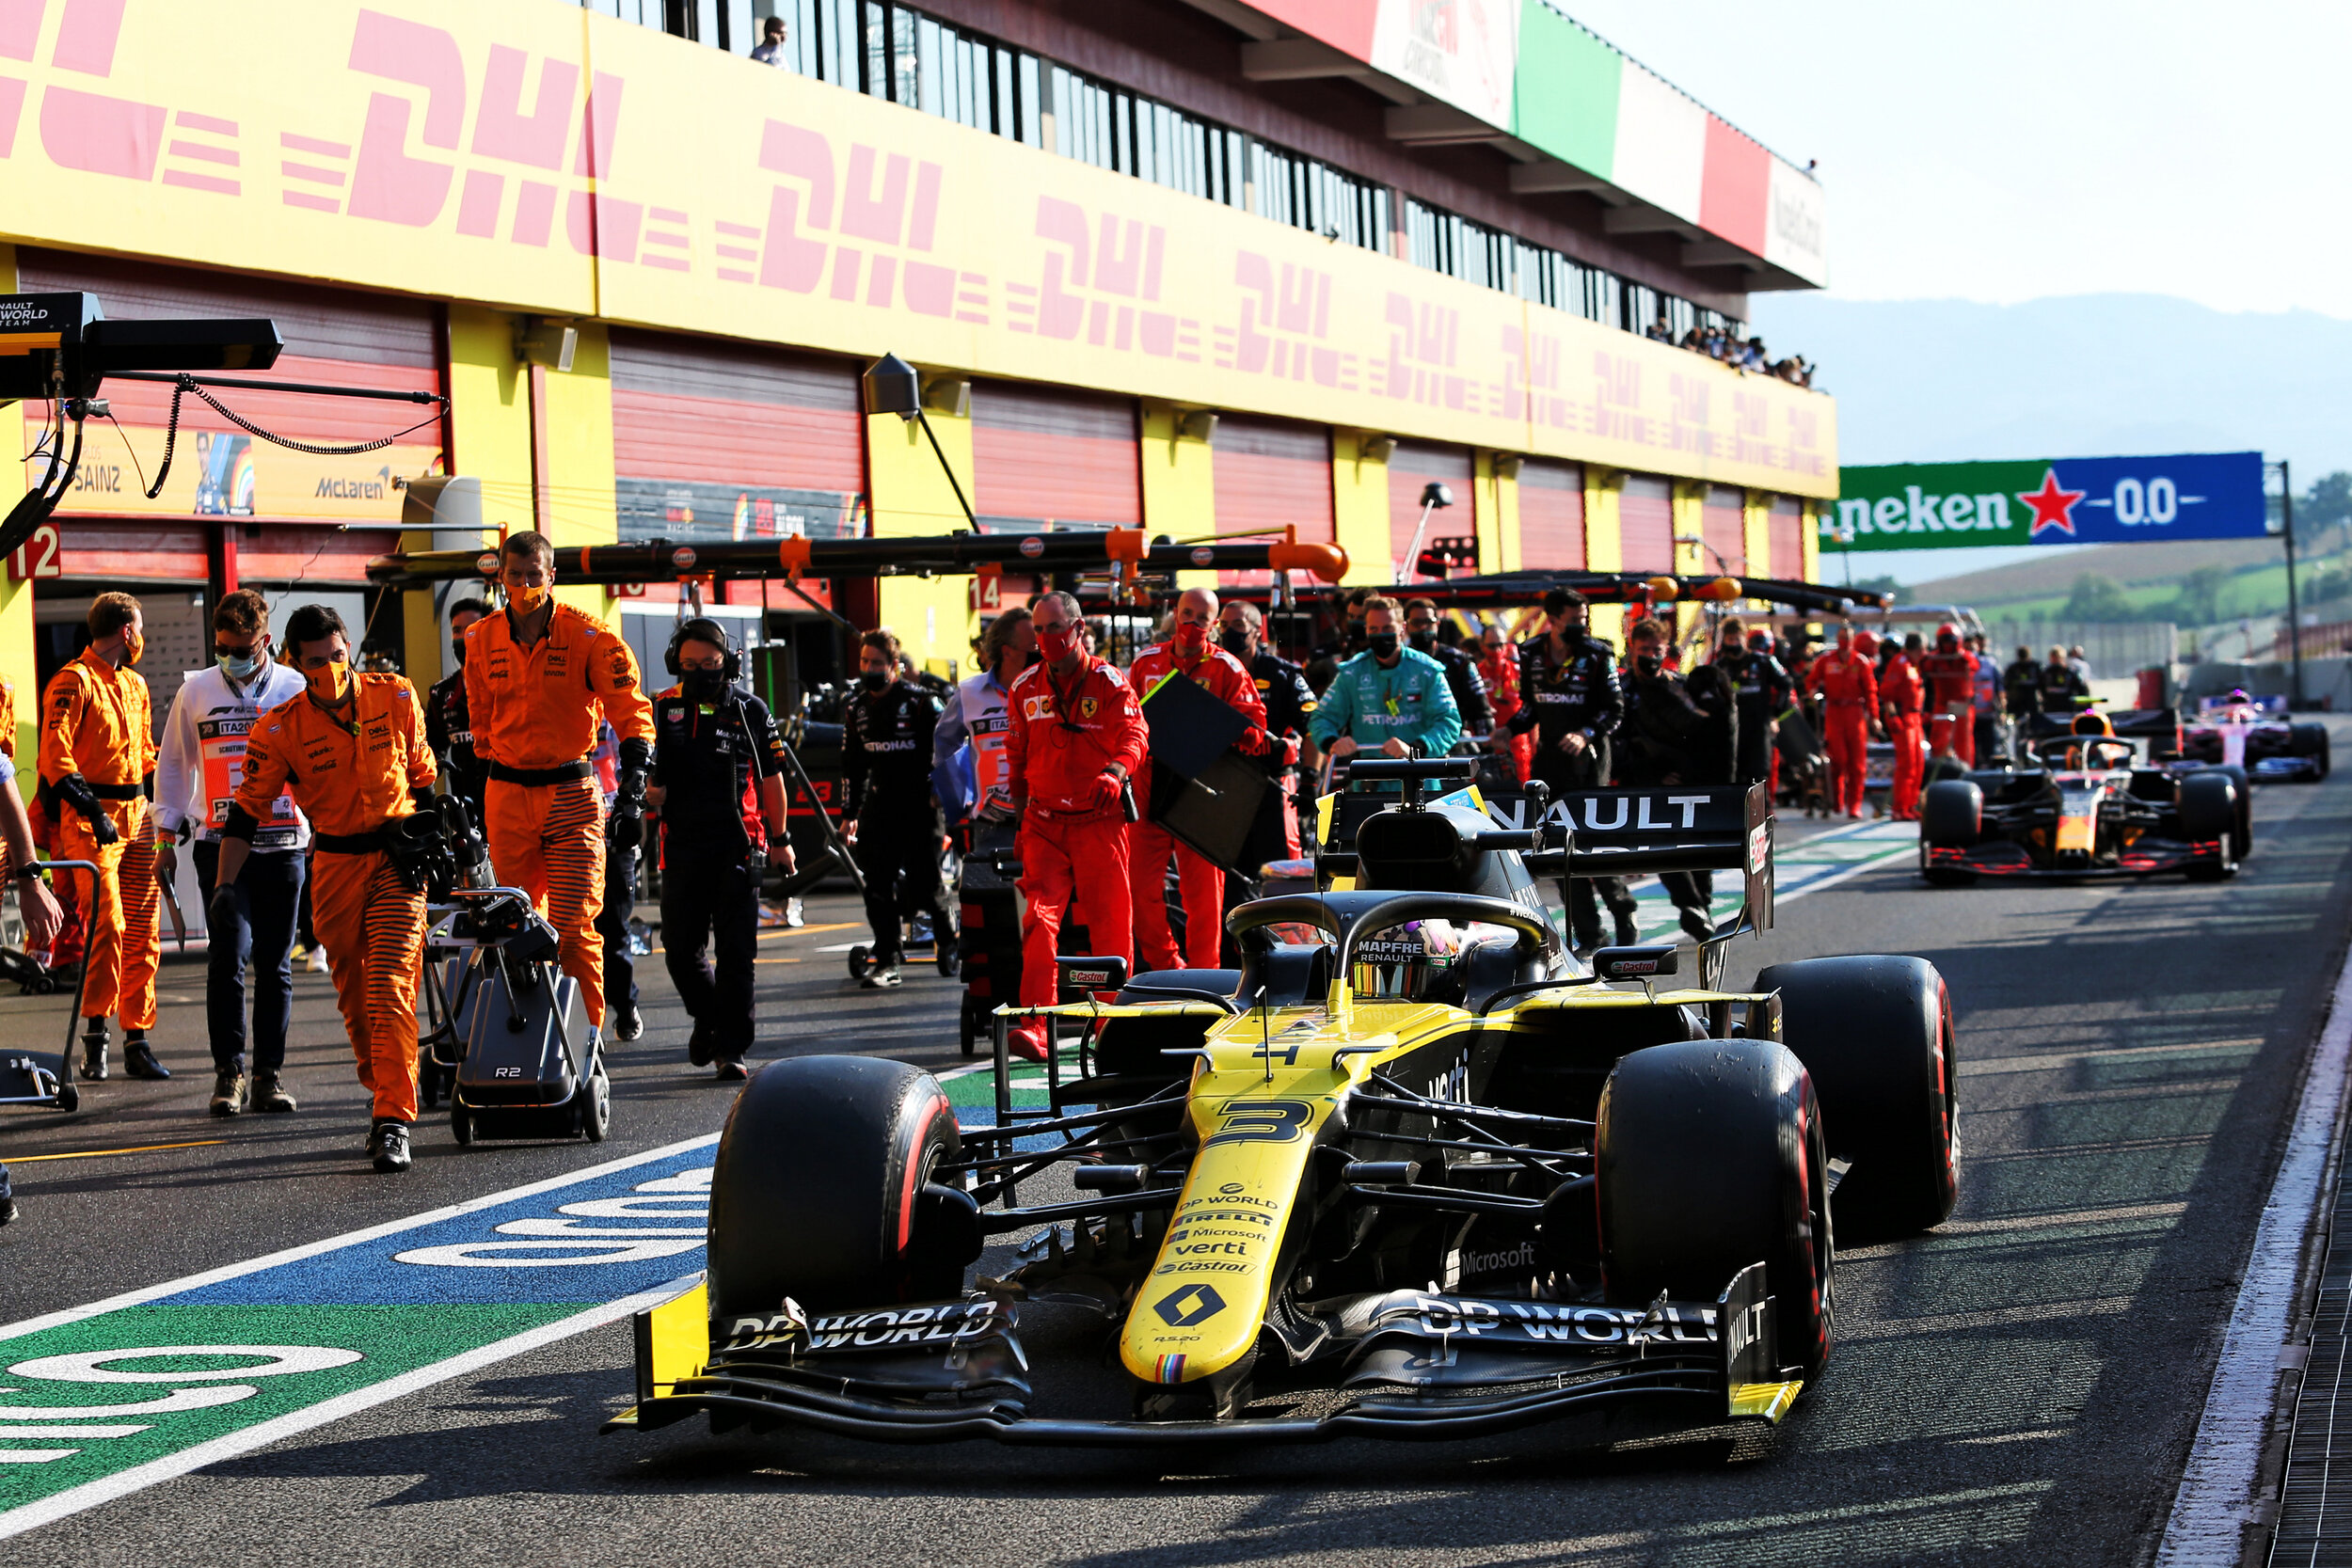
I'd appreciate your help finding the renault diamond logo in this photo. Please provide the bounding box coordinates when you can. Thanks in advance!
[1153,1283,1227,1327]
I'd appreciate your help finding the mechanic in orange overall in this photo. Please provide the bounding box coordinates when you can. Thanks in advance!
[40,592,165,1082]
[1477,625,1531,784]
[1918,623,1981,767]
[212,605,437,1174]
[464,531,656,1039]
[1878,632,1928,819]
[1804,624,1878,818]
[1005,591,1148,1062]
[1127,587,1266,974]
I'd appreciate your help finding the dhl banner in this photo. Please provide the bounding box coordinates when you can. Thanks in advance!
[0,0,1836,498]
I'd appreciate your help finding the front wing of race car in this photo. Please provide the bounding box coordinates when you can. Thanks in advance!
[604,1261,1798,1446]
[1923,829,2226,879]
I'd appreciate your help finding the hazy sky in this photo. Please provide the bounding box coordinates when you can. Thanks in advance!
[1560,1,2352,316]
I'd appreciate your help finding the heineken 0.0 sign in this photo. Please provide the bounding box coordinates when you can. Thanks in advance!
[1821,451,2267,552]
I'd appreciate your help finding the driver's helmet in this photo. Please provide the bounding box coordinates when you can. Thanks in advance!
[2226,687,2251,705]
[1350,919,1464,1002]
[1936,622,1961,651]
[1851,629,1878,657]
[2071,711,2114,737]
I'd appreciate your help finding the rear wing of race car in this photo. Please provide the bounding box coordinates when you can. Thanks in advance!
[2026,706,2182,760]
[1486,779,1774,936]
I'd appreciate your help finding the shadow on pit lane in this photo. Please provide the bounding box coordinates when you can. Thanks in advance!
[193,1364,1782,1508]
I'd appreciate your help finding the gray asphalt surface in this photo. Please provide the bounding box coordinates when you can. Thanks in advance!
[3,735,2349,1567]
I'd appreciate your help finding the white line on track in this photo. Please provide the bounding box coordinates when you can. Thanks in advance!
[0,1273,704,1544]
[2154,929,2352,1563]
[0,1132,722,1344]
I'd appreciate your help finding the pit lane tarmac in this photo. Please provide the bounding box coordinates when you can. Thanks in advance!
[0,743,2346,1567]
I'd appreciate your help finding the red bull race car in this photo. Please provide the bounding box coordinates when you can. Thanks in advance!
[2179,691,2330,783]
[1920,709,2248,884]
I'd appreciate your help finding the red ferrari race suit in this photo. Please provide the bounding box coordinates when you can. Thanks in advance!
[1880,652,1927,819]
[1919,647,1980,765]
[1126,636,1265,973]
[1805,646,1877,816]
[1478,641,1531,784]
[1005,655,1148,1058]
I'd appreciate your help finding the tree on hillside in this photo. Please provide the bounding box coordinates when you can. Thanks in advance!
[2062,573,2137,623]
[1844,574,1901,602]
[2164,564,2229,626]
[2302,471,2352,531]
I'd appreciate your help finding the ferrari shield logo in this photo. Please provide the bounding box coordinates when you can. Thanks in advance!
[1078,696,1099,720]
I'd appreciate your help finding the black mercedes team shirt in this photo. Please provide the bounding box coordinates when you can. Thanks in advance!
[841,679,944,821]
[1508,631,1623,751]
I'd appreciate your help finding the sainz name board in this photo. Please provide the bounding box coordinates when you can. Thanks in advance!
[1820,452,2267,551]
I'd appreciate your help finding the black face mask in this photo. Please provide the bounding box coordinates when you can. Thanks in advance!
[1634,653,1663,677]
[1558,621,1586,644]
[859,669,891,691]
[1408,629,1436,653]
[1217,628,1250,657]
[1368,632,1400,659]
[682,669,728,701]
[450,640,467,669]
[1345,619,1366,644]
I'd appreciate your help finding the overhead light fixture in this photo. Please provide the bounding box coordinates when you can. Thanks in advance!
[1178,409,1219,442]
[1359,434,1397,462]
[920,375,970,418]
[515,316,579,372]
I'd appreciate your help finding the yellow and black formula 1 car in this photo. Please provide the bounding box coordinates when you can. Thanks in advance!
[609,760,1959,1447]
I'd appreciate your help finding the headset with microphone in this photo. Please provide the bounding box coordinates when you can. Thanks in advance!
[664,616,740,681]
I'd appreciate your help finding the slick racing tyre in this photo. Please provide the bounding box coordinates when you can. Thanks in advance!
[2292,722,2331,781]
[2179,772,2241,881]
[707,1055,979,1316]
[1597,1039,1834,1382]
[2215,765,2253,860]
[1919,780,1980,847]
[1759,956,1960,1241]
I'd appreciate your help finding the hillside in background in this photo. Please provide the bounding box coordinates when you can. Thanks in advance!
[1748,293,2352,476]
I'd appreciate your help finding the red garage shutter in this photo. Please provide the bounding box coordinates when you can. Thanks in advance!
[609,327,865,542]
[1619,475,1675,573]
[1768,496,1805,581]
[1213,415,1331,541]
[1389,441,1474,575]
[1516,458,1584,570]
[972,382,1139,531]
[1701,484,1747,578]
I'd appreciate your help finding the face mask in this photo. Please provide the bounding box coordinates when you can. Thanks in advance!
[1368,632,1399,659]
[1038,624,1079,663]
[683,669,727,700]
[858,669,890,691]
[306,657,351,705]
[1217,628,1250,657]
[450,639,468,669]
[1559,621,1585,643]
[1345,619,1366,643]
[217,649,262,681]
[1634,653,1663,676]
[1408,629,1436,653]
[1174,622,1209,653]
[508,582,551,616]
[119,629,144,668]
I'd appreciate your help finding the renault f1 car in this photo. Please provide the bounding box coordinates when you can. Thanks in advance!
[609,760,1959,1447]
[1920,709,2247,884]
[2181,692,2330,782]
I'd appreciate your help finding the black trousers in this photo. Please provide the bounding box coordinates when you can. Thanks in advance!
[194,839,302,1076]
[596,839,639,1015]
[660,854,760,1060]
[1532,743,1632,946]
[853,813,949,963]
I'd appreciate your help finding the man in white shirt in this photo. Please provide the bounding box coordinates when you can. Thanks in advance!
[152,590,311,1117]
[750,14,787,64]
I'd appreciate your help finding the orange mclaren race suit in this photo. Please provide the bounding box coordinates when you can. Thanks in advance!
[230,673,436,1123]
[464,602,655,1031]
[1126,634,1265,973]
[1804,644,1877,817]
[39,647,158,1030]
[1920,644,1981,766]
[1880,649,1927,820]
[1005,654,1147,1057]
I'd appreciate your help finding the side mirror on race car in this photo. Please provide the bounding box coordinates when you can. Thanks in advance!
[1593,944,1678,982]
[1056,956,1129,996]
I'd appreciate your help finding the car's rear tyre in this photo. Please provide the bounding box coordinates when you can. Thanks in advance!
[1597,1039,1833,1381]
[2293,722,2331,781]
[1758,956,1959,1240]
[2178,770,2238,842]
[707,1055,977,1317]
[2215,765,2253,858]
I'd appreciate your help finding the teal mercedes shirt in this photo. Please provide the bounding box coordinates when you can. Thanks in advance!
[1309,647,1463,757]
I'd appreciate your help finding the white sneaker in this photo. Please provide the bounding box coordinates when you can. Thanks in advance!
[306,947,328,973]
